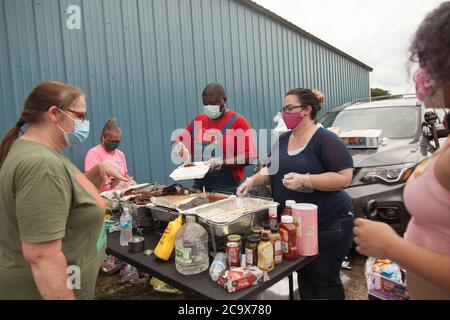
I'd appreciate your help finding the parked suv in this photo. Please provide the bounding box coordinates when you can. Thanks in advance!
[318,95,449,235]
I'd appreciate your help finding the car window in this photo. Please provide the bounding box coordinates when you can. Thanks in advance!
[329,107,421,139]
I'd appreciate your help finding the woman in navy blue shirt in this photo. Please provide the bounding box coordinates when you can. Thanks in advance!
[238,88,354,300]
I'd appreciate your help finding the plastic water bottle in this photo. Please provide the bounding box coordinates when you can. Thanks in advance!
[120,207,133,246]
[209,252,227,281]
[175,215,209,275]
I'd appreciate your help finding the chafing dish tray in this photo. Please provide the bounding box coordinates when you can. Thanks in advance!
[148,192,231,222]
[183,196,273,237]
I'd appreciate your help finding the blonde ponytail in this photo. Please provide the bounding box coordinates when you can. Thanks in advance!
[313,90,325,112]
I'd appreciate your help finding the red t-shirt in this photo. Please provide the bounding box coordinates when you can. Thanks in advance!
[178,110,257,184]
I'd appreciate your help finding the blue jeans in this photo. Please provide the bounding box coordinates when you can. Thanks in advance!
[297,212,354,300]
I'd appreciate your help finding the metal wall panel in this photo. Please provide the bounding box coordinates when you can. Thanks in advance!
[0,0,372,184]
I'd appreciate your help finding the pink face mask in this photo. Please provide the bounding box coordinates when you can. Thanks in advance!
[414,68,446,109]
[282,111,304,129]
[414,68,435,101]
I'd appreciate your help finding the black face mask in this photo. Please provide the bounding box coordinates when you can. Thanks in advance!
[104,141,120,152]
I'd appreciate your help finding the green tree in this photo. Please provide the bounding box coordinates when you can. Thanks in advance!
[371,88,391,98]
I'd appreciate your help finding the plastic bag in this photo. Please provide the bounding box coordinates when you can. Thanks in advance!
[273,112,290,133]
[101,255,118,274]
[101,255,127,274]
[120,264,139,283]
[150,277,183,295]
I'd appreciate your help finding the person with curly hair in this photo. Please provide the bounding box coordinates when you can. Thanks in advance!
[354,2,450,300]
[238,88,354,300]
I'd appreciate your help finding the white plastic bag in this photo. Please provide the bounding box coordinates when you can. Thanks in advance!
[273,112,290,133]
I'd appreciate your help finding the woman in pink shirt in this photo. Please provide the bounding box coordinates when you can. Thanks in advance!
[353,2,450,300]
[85,119,133,192]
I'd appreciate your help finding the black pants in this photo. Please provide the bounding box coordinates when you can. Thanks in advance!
[297,213,354,300]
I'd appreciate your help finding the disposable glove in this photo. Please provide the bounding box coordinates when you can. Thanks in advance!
[172,141,190,163]
[237,177,255,197]
[282,172,314,193]
[205,157,223,172]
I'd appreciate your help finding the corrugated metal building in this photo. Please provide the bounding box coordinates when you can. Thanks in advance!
[0,0,372,184]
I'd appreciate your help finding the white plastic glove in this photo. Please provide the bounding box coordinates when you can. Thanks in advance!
[205,157,223,172]
[172,141,190,163]
[237,177,255,197]
[282,173,314,193]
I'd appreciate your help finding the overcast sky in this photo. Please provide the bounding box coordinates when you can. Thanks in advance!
[253,0,446,94]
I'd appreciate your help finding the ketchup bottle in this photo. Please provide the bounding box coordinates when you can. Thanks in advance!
[279,215,298,260]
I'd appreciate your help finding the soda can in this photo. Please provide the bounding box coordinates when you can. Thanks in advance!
[226,242,241,269]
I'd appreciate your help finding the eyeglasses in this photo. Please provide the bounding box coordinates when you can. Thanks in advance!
[67,109,88,123]
[280,105,306,113]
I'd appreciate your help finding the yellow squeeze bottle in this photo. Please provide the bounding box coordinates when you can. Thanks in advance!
[257,231,275,272]
[154,216,183,261]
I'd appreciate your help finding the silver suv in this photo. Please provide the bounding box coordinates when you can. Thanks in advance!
[318,95,449,235]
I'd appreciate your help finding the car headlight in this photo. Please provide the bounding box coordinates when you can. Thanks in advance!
[360,163,416,184]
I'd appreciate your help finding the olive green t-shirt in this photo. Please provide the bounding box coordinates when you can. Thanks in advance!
[0,139,107,300]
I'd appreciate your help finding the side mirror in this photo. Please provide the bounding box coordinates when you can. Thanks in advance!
[436,124,450,138]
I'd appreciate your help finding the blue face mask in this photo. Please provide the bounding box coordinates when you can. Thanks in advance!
[57,110,90,146]
[203,105,223,120]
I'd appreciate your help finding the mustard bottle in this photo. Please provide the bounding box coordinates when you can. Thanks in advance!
[257,231,275,272]
[154,216,183,261]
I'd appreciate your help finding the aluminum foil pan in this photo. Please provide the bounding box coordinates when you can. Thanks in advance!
[148,192,231,223]
[184,196,273,237]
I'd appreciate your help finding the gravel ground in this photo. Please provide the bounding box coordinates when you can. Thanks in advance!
[342,253,369,300]
[94,253,369,300]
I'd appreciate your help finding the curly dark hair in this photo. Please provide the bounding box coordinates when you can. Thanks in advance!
[410,2,450,85]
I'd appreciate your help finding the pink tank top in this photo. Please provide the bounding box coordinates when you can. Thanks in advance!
[404,141,450,256]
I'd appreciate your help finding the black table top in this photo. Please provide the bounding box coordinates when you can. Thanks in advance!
[107,229,317,300]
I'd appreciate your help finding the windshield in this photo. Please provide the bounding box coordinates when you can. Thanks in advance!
[318,111,340,128]
[321,107,421,139]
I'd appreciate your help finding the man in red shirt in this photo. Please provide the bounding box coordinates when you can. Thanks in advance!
[172,83,257,193]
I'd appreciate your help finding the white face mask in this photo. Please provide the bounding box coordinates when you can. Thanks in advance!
[203,105,222,119]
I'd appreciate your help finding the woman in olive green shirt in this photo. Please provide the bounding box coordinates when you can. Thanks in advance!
[0,81,127,300]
